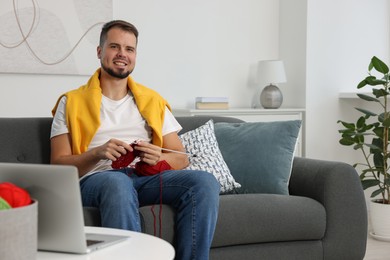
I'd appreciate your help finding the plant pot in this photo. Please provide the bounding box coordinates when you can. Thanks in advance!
[370,199,390,241]
[0,200,38,259]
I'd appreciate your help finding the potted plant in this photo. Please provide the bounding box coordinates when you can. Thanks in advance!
[338,56,390,239]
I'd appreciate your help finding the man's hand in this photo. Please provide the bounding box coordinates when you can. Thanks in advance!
[51,134,135,177]
[134,140,162,166]
[94,139,134,161]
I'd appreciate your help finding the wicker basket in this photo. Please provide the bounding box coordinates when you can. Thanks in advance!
[0,200,38,260]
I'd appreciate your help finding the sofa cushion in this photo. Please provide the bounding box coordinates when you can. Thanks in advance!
[139,205,176,243]
[179,120,241,193]
[214,120,301,195]
[212,194,326,247]
[139,194,326,248]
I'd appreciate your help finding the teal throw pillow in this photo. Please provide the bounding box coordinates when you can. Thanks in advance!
[214,120,301,195]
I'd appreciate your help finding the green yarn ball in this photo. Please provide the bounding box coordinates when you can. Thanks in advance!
[0,197,11,210]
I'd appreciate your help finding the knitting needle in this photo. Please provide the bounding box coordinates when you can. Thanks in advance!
[160,147,197,157]
[132,140,197,157]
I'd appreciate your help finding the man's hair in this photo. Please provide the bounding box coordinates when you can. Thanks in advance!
[99,20,139,47]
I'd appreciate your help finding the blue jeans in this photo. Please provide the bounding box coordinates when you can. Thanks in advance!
[80,169,220,260]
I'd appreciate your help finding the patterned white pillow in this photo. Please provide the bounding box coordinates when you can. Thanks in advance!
[179,120,241,193]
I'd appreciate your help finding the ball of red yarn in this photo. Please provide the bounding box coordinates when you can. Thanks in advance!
[0,182,32,208]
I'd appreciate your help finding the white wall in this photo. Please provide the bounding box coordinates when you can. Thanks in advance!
[0,73,89,117]
[279,0,307,109]
[306,0,389,206]
[116,0,281,109]
[0,0,281,117]
[306,0,389,163]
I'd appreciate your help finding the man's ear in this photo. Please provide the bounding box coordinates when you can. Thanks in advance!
[97,46,101,59]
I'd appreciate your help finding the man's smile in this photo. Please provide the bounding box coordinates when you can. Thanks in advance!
[113,60,128,66]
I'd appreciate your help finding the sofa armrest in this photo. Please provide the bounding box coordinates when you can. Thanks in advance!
[289,157,367,260]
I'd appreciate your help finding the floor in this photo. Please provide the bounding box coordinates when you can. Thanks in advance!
[364,233,390,260]
[364,218,390,260]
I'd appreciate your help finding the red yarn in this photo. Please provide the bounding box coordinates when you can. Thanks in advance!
[135,160,171,238]
[115,150,171,237]
[119,149,171,238]
[150,171,164,238]
[0,182,32,208]
[135,160,172,176]
[111,143,140,169]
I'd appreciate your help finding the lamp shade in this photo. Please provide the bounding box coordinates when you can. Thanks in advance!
[258,60,287,84]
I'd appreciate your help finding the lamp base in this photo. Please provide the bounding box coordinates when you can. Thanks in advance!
[260,84,283,109]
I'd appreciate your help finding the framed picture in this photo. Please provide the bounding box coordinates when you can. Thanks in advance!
[0,0,112,75]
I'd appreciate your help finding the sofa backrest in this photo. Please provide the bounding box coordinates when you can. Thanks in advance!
[0,117,52,164]
[0,116,243,165]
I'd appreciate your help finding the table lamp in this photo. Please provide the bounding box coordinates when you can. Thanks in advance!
[258,60,287,109]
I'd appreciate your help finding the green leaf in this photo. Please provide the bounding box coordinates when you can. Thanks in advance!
[361,124,375,132]
[383,118,390,127]
[357,79,367,89]
[364,75,377,85]
[373,126,383,137]
[373,158,384,171]
[357,93,380,102]
[352,163,359,168]
[339,138,355,146]
[372,56,389,74]
[362,179,380,190]
[373,88,389,98]
[337,120,355,129]
[339,129,355,135]
[372,137,383,146]
[366,143,381,151]
[356,117,365,128]
[361,168,375,175]
[385,178,390,186]
[353,143,363,150]
[356,134,364,144]
[371,188,385,198]
[378,112,390,123]
[366,78,387,86]
[369,61,374,71]
[355,107,377,117]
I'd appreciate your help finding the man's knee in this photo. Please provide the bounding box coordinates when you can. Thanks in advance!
[190,171,221,195]
[95,172,136,200]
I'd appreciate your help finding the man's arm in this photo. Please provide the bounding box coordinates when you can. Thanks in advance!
[51,133,133,177]
[161,132,189,169]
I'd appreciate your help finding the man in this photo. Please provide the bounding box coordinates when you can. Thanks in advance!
[50,20,220,260]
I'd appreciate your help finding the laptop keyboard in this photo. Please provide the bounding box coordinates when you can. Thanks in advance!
[87,239,104,246]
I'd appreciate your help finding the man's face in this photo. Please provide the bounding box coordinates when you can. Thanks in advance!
[97,28,137,79]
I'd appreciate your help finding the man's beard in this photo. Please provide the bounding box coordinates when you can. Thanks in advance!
[101,62,132,79]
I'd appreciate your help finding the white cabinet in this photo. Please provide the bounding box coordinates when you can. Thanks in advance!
[173,108,305,157]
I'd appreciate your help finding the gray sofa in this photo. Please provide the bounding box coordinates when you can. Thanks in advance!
[0,116,367,259]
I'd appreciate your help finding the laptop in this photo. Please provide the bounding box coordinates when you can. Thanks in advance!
[0,162,130,254]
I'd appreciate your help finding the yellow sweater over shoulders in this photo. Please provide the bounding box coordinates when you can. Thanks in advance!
[52,69,170,155]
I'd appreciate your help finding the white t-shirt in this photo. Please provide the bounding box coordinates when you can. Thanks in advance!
[51,92,182,178]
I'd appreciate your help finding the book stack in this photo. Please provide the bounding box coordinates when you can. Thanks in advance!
[195,97,229,110]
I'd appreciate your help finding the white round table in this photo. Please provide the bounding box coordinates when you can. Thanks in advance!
[37,226,175,260]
